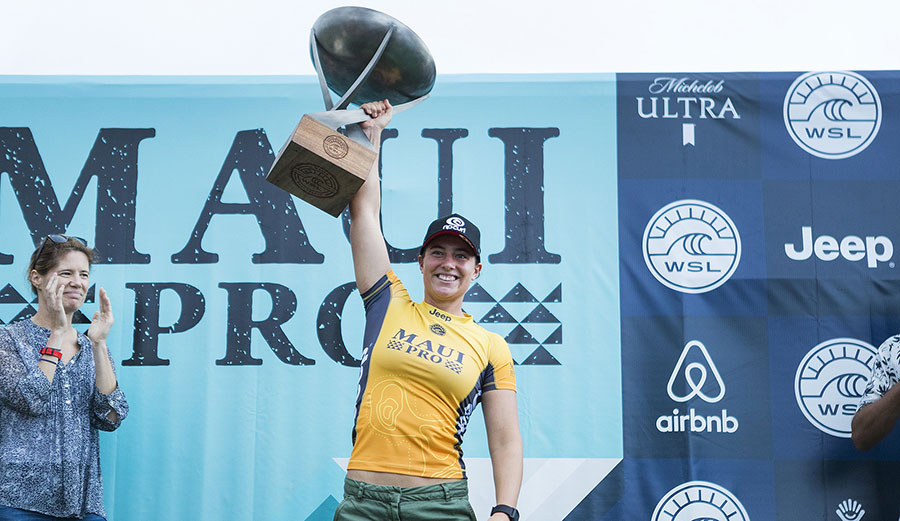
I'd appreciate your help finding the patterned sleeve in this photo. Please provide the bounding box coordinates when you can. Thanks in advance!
[482,333,517,393]
[90,344,129,431]
[859,334,900,408]
[0,326,52,416]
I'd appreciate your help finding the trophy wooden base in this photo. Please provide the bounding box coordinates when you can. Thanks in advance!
[266,115,376,217]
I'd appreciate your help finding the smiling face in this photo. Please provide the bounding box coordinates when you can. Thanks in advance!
[418,234,482,314]
[31,250,91,313]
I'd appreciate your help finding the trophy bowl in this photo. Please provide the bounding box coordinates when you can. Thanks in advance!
[311,6,436,106]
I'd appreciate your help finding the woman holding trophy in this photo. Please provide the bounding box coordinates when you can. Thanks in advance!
[332,100,523,521]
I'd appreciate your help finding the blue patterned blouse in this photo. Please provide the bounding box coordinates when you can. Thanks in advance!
[0,319,128,519]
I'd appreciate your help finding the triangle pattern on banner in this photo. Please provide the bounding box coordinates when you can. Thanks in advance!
[500,283,538,303]
[480,304,517,323]
[543,284,562,303]
[303,495,341,521]
[521,345,561,365]
[72,310,92,324]
[522,304,560,324]
[0,284,27,304]
[505,325,539,344]
[10,306,37,323]
[465,283,496,303]
[543,325,562,344]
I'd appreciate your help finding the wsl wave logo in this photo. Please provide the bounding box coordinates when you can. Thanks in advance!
[794,338,877,438]
[784,71,882,159]
[643,200,741,293]
[657,340,738,434]
[652,481,750,521]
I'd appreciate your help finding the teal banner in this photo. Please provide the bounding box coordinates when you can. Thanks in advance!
[0,75,622,520]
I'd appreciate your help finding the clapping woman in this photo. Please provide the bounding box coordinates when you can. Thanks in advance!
[0,235,128,520]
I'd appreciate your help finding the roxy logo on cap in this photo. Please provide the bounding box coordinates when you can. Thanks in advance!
[444,216,467,233]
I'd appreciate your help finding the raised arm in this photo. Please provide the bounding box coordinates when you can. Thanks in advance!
[87,287,128,429]
[482,388,523,521]
[349,100,393,293]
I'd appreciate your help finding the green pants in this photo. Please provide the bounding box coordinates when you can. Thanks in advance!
[333,477,476,521]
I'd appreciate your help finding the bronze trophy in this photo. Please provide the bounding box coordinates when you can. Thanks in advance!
[266,6,436,217]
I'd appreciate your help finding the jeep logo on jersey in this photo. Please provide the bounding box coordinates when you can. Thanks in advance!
[652,481,750,521]
[429,308,452,322]
[643,200,741,293]
[784,226,893,268]
[657,340,738,434]
[794,338,877,438]
[784,71,882,159]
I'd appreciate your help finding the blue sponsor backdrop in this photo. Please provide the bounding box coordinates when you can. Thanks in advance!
[1,71,900,520]
[611,71,900,521]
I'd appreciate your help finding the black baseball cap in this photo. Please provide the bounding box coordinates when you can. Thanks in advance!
[420,214,481,261]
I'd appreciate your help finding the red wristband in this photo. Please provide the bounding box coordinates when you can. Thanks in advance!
[39,347,62,359]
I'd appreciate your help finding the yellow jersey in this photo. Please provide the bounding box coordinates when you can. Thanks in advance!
[347,271,517,479]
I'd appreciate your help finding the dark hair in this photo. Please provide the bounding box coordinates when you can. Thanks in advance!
[28,237,96,294]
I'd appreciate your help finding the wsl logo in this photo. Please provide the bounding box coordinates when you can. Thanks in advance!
[652,481,750,521]
[657,340,738,434]
[784,71,881,159]
[794,338,877,438]
[643,200,741,293]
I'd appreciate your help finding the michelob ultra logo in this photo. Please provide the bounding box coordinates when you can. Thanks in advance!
[643,200,741,293]
[651,481,750,521]
[794,338,876,438]
[636,77,741,146]
[784,71,882,159]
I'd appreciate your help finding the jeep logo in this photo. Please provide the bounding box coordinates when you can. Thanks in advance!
[784,226,893,268]
[429,308,452,322]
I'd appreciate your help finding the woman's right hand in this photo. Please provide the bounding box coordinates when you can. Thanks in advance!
[359,99,393,137]
[40,273,69,335]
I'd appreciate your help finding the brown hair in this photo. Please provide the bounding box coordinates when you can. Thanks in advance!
[28,236,97,294]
